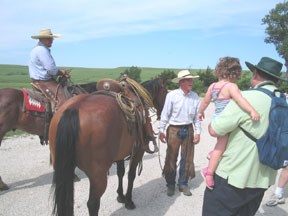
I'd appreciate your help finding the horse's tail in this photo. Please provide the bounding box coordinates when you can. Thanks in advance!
[52,108,79,216]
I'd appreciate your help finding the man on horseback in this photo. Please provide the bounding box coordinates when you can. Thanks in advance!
[28,28,70,112]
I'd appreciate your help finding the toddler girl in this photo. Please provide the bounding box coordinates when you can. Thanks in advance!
[198,57,260,189]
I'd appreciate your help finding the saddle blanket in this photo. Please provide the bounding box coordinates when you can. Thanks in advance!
[22,88,45,112]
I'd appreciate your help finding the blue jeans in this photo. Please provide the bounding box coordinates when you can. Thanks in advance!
[165,153,188,187]
[178,153,187,187]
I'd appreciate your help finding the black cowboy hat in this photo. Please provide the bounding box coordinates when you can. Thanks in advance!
[245,57,286,81]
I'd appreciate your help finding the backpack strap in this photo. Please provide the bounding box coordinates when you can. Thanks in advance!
[254,87,286,99]
[239,126,257,142]
[254,87,274,97]
[239,87,273,142]
[239,87,285,142]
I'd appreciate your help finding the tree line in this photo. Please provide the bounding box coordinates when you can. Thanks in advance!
[121,66,288,96]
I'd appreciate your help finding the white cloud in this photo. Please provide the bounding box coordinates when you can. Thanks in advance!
[0,0,281,47]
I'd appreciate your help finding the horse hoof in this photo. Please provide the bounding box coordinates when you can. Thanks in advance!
[125,201,136,210]
[73,174,81,182]
[117,195,125,203]
[0,183,9,191]
[0,177,9,191]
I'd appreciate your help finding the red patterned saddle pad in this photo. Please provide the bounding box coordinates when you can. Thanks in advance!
[22,88,45,112]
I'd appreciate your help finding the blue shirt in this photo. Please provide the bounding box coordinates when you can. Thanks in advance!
[28,42,59,80]
[159,88,201,134]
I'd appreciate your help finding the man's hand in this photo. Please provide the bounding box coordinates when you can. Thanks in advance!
[59,69,71,78]
[198,112,205,121]
[159,132,166,143]
[193,134,200,144]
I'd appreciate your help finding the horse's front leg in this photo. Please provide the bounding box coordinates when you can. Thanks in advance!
[0,176,9,191]
[125,150,145,210]
[116,160,126,203]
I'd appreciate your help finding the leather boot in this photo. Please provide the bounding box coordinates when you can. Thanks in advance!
[167,185,175,196]
[179,186,192,196]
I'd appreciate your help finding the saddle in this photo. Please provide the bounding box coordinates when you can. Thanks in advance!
[31,80,67,112]
[96,77,158,154]
[22,79,88,145]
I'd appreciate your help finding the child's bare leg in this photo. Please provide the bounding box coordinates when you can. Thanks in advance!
[202,134,228,189]
[208,135,228,173]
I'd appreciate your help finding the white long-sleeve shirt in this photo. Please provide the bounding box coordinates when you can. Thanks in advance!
[159,88,201,134]
[28,42,59,80]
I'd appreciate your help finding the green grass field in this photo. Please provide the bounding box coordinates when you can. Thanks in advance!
[0,64,191,89]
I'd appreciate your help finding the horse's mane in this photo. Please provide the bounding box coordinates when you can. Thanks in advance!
[141,78,161,97]
[79,82,97,93]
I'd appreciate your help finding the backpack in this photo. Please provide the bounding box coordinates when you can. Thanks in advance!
[240,87,288,170]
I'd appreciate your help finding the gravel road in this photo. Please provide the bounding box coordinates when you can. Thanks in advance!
[0,104,287,216]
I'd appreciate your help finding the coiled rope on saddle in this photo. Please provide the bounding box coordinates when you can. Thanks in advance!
[123,77,154,109]
[115,93,136,122]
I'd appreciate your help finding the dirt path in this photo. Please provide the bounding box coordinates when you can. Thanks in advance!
[0,104,287,215]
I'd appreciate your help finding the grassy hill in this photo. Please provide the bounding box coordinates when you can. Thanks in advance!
[0,64,191,89]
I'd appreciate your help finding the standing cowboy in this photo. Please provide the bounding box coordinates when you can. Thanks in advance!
[28,28,70,111]
[159,70,201,196]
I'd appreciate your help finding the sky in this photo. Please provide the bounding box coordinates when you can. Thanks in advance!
[0,0,285,70]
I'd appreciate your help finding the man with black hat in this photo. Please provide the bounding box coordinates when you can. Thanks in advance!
[29,28,70,111]
[202,57,286,216]
[159,69,201,197]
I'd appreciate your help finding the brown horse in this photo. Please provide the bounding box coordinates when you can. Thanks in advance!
[49,78,167,216]
[0,82,97,190]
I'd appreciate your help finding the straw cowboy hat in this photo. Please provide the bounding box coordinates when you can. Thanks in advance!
[245,57,286,81]
[172,70,199,83]
[31,29,61,39]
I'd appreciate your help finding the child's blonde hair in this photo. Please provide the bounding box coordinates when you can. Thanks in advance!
[214,57,242,82]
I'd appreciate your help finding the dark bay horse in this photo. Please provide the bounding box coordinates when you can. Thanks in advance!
[0,82,97,145]
[49,78,167,216]
[0,82,97,190]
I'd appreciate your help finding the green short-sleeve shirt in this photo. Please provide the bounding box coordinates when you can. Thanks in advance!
[211,85,277,189]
